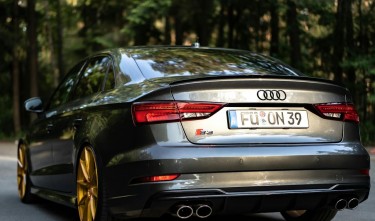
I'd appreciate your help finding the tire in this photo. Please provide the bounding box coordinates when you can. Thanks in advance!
[76,145,120,221]
[17,143,35,203]
[281,208,337,221]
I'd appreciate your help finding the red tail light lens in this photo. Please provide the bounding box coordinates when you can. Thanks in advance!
[314,103,359,123]
[132,101,225,125]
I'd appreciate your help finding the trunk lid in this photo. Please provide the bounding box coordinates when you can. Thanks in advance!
[170,77,349,144]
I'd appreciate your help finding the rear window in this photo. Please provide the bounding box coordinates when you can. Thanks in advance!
[130,48,303,79]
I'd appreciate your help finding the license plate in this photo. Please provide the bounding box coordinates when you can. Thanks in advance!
[228,110,309,129]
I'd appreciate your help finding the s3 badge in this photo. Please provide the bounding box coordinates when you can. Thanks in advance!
[195,129,213,136]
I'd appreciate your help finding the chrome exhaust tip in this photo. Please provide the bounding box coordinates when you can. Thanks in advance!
[334,199,347,211]
[194,204,212,218]
[347,198,359,210]
[174,205,194,219]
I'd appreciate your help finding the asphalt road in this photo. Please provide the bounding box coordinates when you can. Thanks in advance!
[0,141,374,221]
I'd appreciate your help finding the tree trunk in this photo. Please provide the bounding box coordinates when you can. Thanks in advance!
[227,3,235,48]
[216,0,226,47]
[56,0,64,81]
[134,25,149,45]
[269,0,279,57]
[332,0,345,83]
[164,16,171,45]
[194,0,214,46]
[170,1,183,46]
[236,6,249,50]
[286,0,302,70]
[254,1,261,52]
[344,0,356,101]
[27,0,38,99]
[12,0,21,134]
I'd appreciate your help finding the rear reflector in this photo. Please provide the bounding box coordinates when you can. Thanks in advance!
[131,174,180,184]
[314,103,359,123]
[359,169,369,176]
[132,102,225,125]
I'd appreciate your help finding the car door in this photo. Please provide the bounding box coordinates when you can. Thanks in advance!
[28,61,84,190]
[27,118,54,189]
[50,55,114,193]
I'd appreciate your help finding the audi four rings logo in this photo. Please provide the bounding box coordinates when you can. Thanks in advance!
[257,90,287,101]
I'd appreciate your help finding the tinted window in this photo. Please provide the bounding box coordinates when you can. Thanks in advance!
[130,48,304,79]
[48,61,84,110]
[103,61,115,91]
[73,56,110,99]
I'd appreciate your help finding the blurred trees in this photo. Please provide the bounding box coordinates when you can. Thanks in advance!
[0,0,374,144]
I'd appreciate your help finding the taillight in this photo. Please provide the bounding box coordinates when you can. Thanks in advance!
[132,101,225,125]
[314,103,359,123]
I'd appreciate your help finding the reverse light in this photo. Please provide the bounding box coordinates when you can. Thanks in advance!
[132,101,225,125]
[314,103,360,123]
[131,174,180,184]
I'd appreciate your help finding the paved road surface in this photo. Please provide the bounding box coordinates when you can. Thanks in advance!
[1,141,373,221]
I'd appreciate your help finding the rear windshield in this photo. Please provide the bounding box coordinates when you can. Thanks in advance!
[129,48,304,79]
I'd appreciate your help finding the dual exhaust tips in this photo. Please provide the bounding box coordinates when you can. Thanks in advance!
[334,197,359,211]
[173,204,212,219]
[172,197,359,218]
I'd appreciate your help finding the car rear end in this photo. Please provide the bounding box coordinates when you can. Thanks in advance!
[106,47,370,219]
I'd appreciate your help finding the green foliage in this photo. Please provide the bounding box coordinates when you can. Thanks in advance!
[126,0,172,25]
[342,49,375,75]
[93,36,117,48]
[122,0,172,44]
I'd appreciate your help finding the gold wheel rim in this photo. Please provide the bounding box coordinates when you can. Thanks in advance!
[77,146,98,221]
[286,210,307,217]
[17,144,27,199]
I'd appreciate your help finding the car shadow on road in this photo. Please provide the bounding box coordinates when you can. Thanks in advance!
[27,197,80,221]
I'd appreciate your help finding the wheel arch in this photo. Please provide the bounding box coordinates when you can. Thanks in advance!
[73,137,105,195]
[74,138,111,220]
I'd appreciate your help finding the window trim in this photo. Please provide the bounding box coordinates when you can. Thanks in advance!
[45,59,87,112]
[70,54,113,100]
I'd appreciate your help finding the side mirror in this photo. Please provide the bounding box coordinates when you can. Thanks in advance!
[24,97,44,113]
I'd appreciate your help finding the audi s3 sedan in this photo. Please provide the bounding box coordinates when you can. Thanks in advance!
[18,46,370,221]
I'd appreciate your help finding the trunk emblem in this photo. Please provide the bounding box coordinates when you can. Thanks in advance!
[257,90,287,101]
[195,129,213,136]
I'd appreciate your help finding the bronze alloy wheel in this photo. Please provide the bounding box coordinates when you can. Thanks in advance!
[17,144,27,199]
[77,146,99,221]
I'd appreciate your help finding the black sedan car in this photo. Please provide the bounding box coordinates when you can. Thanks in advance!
[18,46,370,221]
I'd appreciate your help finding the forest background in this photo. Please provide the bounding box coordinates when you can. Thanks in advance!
[0,0,374,145]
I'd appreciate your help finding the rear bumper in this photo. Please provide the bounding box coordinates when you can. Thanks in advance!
[107,170,370,219]
[142,185,370,216]
[104,142,370,219]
